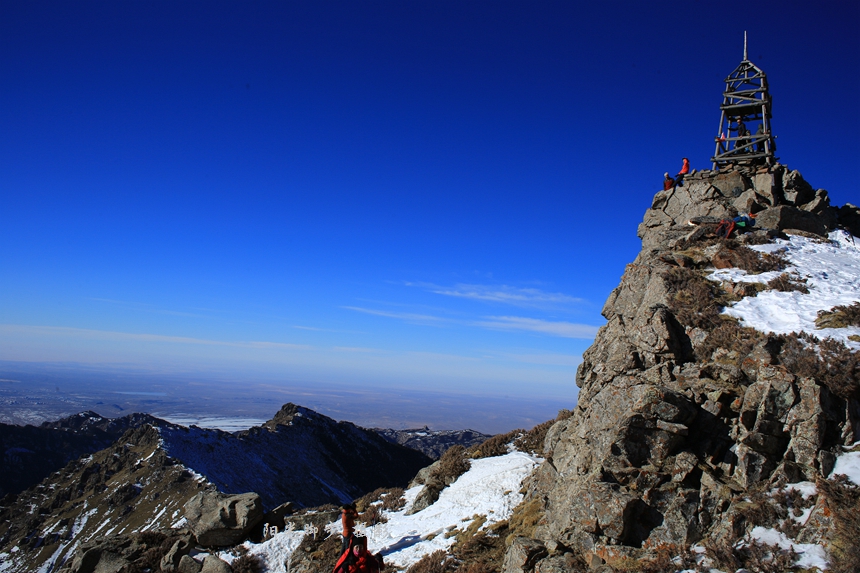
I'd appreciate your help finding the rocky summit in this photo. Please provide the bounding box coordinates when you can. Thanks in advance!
[505,163,859,571]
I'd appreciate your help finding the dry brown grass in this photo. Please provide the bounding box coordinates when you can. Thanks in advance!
[291,529,343,573]
[232,552,265,573]
[469,431,521,459]
[767,273,810,294]
[815,302,860,329]
[664,266,726,329]
[356,487,406,513]
[504,498,543,545]
[407,549,456,573]
[778,333,860,400]
[818,475,860,573]
[695,320,768,362]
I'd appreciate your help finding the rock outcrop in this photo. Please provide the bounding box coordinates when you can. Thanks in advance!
[507,164,859,571]
[184,492,263,547]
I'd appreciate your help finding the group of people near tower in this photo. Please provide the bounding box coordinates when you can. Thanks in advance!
[663,157,690,190]
[724,117,772,155]
[333,503,385,573]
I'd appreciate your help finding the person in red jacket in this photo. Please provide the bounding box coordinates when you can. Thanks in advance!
[333,536,384,573]
[675,157,690,187]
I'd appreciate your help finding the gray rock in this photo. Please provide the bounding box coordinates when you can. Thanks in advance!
[161,535,194,572]
[754,205,829,235]
[838,203,860,237]
[178,554,203,573]
[503,537,548,573]
[185,492,264,547]
[200,555,234,573]
[782,169,815,206]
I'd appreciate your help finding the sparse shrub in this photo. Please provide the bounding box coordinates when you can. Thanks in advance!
[703,536,742,572]
[512,408,573,456]
[356,487,406,513]
[470,431,520,459]
[407,549,456,573]
[728,244,788,274]
[695,320,768,362]
[433,445,471,485]
[736,538,798,573]
[232,552,265,573]
[767,273,810,294]
[505,499,543,544]
[410,446,472,513]
[778,332,860,400]
[818,474,860,573]
[359,503,388,526]
[664,267,726,329]
[815,302,860,329]
[291,530,342,573]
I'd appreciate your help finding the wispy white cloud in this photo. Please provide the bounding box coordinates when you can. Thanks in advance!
[475,316,599,339]
[341,306,448,324]
[0,324,311,350]
[406,282,584,308]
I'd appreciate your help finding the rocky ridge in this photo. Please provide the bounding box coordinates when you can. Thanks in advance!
[0,404,432,573]
[0,411,160,499]
[372,426,493,459]
[505,163,860,572]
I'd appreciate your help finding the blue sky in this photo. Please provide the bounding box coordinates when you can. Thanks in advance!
[1,1,858,409]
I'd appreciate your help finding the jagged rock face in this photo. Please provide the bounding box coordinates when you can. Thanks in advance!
[0,425,212,573]
[516,164,859,568]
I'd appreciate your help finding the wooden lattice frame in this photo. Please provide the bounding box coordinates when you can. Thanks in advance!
[711,34,777,168]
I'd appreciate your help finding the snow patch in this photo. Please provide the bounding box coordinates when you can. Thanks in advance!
[708,230,860,348]
[749,526,829,570]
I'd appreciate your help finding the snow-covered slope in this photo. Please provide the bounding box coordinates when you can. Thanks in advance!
[239,450,541,572]
[708,230,860,347]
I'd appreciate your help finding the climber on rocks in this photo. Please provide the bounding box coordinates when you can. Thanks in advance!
[663,172,675,190]
[675,157,690,187]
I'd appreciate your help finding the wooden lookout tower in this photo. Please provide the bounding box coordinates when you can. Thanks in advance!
[711,33,777,169]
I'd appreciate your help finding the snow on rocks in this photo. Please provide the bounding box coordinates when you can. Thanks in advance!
[748,526,829,571]
[708,230,860,348]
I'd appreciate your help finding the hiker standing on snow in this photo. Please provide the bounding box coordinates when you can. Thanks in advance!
[674,157,690,187]
[333,536,384,573]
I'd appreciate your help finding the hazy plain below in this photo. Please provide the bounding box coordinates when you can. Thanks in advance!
[0,360,574,434]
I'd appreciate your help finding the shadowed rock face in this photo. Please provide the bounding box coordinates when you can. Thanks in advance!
[0,411,161,498]
[507,164,859,569]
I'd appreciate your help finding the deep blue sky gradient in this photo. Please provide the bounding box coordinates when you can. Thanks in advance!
[2,1,858,408]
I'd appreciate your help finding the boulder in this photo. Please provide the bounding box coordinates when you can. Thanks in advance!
[185,492,264,547]
[754,205,829,235]
[782,169,815,206]
[161,534,194,572]
[200,555,234,573]
[503,537,548,573]
[178,555,203,573]
[838,203,860,237]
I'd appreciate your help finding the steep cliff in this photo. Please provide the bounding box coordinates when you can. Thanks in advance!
[511,164,860,572]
